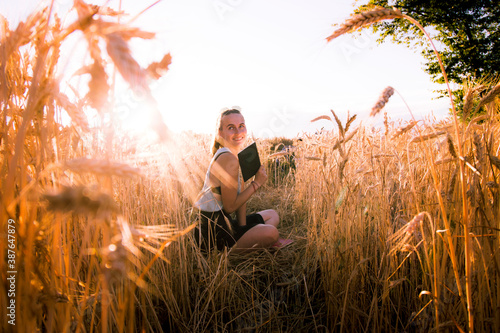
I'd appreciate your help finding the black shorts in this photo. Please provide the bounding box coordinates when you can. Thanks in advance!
[194,210,265,251]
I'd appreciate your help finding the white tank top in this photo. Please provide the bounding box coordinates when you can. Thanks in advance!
[194,148,241,212]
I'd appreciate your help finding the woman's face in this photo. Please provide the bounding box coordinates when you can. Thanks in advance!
[218,113,247,152]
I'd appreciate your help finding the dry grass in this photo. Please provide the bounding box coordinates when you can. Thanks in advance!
[295,100,500,331]
[1,2,500,333]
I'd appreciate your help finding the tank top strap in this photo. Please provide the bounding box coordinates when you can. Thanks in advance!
[212,147,231,162]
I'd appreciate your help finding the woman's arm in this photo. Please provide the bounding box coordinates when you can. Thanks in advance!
[212,153,266,214]
[236,202,247,226]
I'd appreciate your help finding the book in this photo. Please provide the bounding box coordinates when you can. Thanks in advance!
[238,142,261,182]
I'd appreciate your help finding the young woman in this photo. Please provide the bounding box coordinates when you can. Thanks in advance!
[194,108,290,252]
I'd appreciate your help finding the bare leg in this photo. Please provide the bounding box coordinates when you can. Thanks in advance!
[257,209,293,249]
[257,209,279,227]
[231,224,279,252]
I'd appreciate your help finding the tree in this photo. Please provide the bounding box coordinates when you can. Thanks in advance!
[354,0,500,85]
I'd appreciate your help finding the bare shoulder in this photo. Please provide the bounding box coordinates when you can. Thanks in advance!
[212,152,239,184]
[215,152,239,170]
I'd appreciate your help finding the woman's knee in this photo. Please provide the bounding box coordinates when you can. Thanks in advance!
[262,225,279,244]
[233,225,278,250]
[260,209,279,226]
[269,209,279,221]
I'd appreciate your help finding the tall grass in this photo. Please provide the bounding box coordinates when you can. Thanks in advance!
[297,104,500,331]
[1,2,499,332]
[0,2,175,332]
[325,7,500,331]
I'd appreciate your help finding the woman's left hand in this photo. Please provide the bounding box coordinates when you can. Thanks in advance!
[254,165,268,186]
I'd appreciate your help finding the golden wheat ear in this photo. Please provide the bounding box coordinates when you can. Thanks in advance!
[326,7,403,41]
[392,120,417,138]
[370,86,395,117]
[475,83,500,112]
[43,185,119,215]
[64,158,143,178]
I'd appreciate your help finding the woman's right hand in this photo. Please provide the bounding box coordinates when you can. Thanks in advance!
[254,165,268,187]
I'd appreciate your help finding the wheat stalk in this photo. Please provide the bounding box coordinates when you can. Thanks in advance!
[373,154,395,158]
[447,166,458,200]
[333,127,359,151]
[331,109,345,138]
[305,156,321,161]
[383,110,389,136]
[434,157,454,165]
[105,32,170,142]
[146,53,172,79]
[345,114,357,133]
[462,84,485,119]
[1,8,49,57]
[326,7,403,41]
[473,133,485,172]
[446,133,458,158]
[370,86,395,117]
[54,92,89,130]
[87,60,110,110]
[461,89,474,119]
[44,185,119,215]
[105,32,149,93]
[326,13,473,319]
[409,131,447,143]
[311,115,332,123]
[489,154,500,171]
[392,120,417,138]
[459,156,482,177]
[475,83,500,112]
[269,151,291,158]
[64,158,142,178]
[326,15,473,308]
[486,181,499,189]
[98,21,156,40]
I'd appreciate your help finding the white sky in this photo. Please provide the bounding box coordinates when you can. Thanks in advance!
[1,0,452,138]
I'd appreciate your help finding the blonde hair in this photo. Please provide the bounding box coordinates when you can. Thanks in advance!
[211,107,243,155]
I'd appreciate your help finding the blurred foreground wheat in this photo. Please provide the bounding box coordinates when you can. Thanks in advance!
[1,2,500,333]
[0,2,179,332]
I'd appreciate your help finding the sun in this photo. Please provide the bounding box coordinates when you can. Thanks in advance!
[112,84,174,141]
[114,97,152,134]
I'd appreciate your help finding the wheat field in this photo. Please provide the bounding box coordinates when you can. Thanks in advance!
[1,2,500,332]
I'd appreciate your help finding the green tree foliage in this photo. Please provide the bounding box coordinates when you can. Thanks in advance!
[355,0,500,85]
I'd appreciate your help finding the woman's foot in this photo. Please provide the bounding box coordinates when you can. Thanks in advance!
[272,238,293,249]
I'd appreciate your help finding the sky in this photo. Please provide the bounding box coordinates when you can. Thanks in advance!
[1,0,452,139]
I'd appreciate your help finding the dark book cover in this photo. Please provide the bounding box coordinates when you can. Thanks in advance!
[238,142,261,182]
